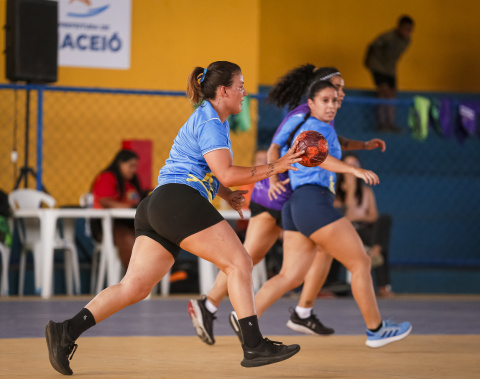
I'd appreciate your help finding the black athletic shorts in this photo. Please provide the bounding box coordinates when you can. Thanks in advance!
[371,71,397,89]
[135,183,224,259]
[249,200,283,228]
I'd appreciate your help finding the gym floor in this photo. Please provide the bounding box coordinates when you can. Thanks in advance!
[1,295,479,378]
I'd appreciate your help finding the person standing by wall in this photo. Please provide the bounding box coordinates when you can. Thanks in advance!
[364,15,415,132]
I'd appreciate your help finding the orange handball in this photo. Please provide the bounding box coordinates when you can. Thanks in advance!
[294,130,329,167]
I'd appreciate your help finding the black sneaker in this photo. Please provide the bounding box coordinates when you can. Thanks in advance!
[45,320,78,376]
[187,296,216,345]
[286,308,334,335]
[228,311,243,343]
[241,338,300,367]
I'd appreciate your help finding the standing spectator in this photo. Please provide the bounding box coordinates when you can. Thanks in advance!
[364,15,415,132]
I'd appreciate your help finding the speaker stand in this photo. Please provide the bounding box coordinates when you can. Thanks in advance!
[14,87,48,193]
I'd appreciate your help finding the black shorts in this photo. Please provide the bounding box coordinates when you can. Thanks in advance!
[135,183,224,259]
[371,71,397,89]
[249,200,283,228]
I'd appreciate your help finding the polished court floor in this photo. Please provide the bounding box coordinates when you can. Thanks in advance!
[1,295,479,378]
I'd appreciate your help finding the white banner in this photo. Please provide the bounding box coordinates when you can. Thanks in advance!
[58,0,132,70]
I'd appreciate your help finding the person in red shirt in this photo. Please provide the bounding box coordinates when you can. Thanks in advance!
[91,149,145,268]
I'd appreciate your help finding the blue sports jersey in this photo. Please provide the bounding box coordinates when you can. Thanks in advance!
[273,116,342,193]
[250,103,310,210]
[157,101,232,201]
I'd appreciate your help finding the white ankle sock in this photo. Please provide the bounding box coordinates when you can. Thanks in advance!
[205,299,217,314]
[295,306,313,319]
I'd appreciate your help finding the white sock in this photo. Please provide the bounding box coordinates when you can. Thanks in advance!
[205,299,217,314]
[295,306,313,319]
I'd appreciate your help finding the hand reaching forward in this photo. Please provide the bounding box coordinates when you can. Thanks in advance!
[352,168,380,186]
[365,138,386,152]
[268,178,290,201]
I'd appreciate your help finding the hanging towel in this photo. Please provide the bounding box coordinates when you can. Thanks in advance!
[408,96,430,141]
[459,101,479,135]
[228,96,251,133]
[439,98,454,138]
[455,101,480,144]
[429,98,443,137]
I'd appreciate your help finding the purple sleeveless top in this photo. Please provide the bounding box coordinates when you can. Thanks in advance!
[250,103,310,210]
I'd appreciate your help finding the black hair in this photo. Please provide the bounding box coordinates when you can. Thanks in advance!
[186,61,241,105]
[335,154,364,206]
[286,112,310,148]
[306,80,337,101]
[398,15,414,26]
[267,64,341,110]
[99,149,143,200]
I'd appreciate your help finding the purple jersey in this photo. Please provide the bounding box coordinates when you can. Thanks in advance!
[250,104,310,210]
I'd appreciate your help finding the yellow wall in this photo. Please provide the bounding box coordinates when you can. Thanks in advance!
[259,0,480,92]
[0,0,260,91]
[2,0,479,91]
[0,0,260,205]
[2,0,480,205]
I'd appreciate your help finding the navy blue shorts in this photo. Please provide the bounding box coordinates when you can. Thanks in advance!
[282,185,343,237]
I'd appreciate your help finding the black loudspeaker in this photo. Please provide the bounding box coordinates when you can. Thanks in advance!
[5,0,58,83]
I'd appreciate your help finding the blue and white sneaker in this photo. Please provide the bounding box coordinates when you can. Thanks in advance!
[365,320,412,348]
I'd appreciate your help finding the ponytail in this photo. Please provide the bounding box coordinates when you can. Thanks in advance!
[268,65,342,111]
[186,67,206,105]
[186,61,241,106]
[285,112,310,148]
[267,64,316,111]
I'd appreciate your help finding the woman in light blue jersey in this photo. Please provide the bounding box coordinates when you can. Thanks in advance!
[189,66,386,345]
[251,80,412,349]
[268,65,387,337]
[45,61,304,375]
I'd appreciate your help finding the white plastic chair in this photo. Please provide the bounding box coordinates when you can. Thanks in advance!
[0,241,10,296]
[79,193,125,294]
[9,189,81,296]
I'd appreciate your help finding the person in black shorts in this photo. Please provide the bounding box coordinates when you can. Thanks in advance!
[364,15,415,132]
[45,61,304,375]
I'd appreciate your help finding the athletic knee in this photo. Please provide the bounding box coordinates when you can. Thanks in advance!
[348,252,372,273]
[278,271,304,291]
[119,279,152,303]
[222,251,253,276]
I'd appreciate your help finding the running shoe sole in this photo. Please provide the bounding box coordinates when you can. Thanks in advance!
[187,300,214,345]
[45,321,73,376]
[241,345,301,367]
[286,320,322,336]
[366,324,412,348]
